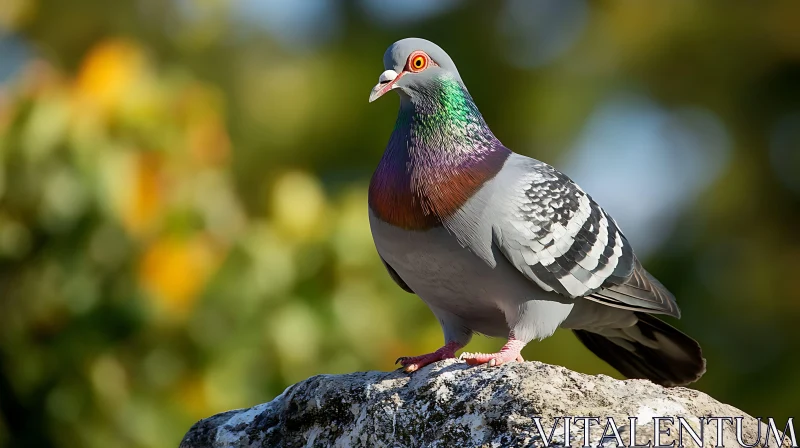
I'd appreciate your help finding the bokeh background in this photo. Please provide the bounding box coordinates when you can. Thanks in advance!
[0,1,799,446]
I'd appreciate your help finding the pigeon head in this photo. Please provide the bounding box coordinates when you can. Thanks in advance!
[369,38,464,104]
[367,39,510,231]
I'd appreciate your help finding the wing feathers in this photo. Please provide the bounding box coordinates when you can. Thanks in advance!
[495,165,634,299]
[493,160,680,317]
[380,257,414,294]
[587,261,680,317]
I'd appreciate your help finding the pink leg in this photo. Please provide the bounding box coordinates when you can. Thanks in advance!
[396,341,464,373]
[459,336,526,367]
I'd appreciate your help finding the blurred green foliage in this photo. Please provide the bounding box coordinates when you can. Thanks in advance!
[0,1,799,447]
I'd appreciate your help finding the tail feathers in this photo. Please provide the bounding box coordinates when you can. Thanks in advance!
[573,313,706,387]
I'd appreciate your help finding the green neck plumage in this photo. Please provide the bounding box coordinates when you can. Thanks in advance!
[430,77,474,126]
[398,76,497,151]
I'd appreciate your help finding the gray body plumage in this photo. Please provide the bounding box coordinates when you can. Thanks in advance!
[370,154,640,345]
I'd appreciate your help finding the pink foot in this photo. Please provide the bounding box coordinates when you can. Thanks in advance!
[396,341,463,373]
[460,337,526,367]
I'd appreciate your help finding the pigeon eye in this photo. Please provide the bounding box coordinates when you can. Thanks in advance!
[408,52,428,72]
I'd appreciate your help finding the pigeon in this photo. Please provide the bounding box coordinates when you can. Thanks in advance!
[367,38,706,387]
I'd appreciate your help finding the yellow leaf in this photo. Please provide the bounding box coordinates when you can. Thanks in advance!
[139,235,222,316]
[124,152,164,236]
[75,39,147,114]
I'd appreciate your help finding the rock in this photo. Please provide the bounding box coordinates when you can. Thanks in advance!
[180,360,792,448]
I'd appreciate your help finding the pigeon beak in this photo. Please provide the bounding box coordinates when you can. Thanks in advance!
[369,69,403,103]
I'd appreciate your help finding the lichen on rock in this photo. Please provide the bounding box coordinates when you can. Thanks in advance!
[180,360,784,448]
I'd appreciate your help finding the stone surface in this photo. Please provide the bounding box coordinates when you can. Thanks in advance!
[180,360,788,448]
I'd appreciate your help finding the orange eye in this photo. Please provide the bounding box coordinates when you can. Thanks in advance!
[408,52,428,72]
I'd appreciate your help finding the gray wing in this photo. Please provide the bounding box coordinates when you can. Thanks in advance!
[380,257,414,294]
[492,161,680,317]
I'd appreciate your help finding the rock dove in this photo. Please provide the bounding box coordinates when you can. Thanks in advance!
[367,38,706,387]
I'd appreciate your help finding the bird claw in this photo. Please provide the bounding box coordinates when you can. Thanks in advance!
[396,357,423,372]
[395,342,462,373]
[459,350,524,367]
